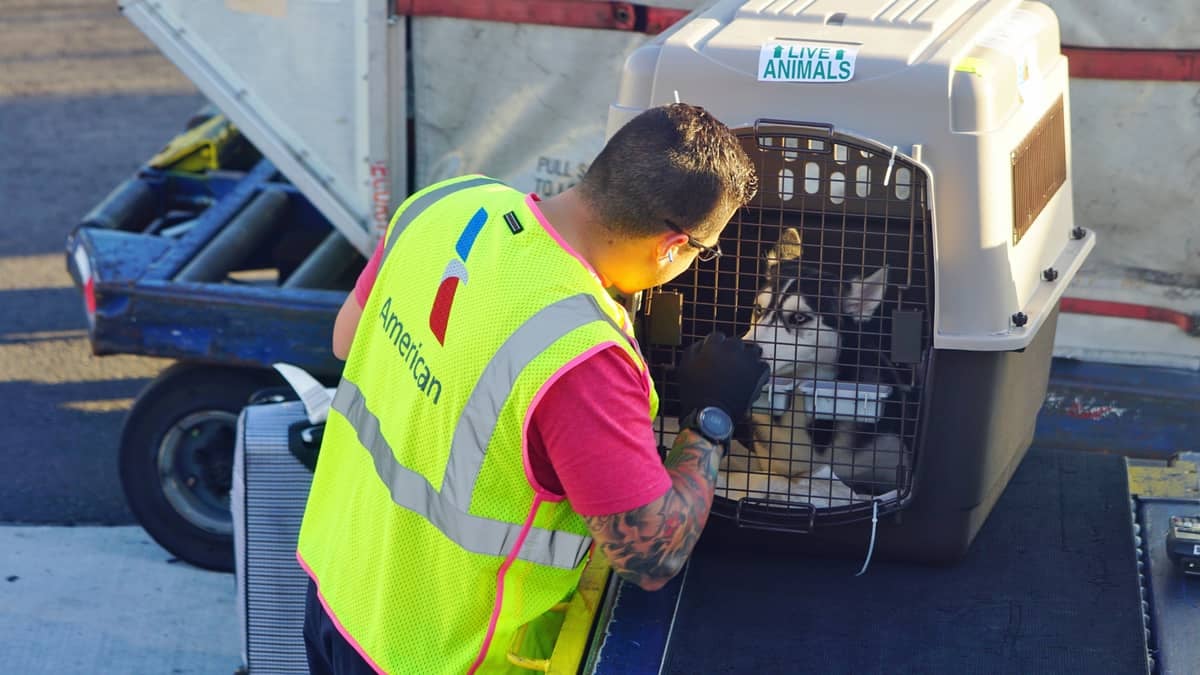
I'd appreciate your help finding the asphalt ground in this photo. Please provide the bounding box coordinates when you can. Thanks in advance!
[1,3,238,673]
[0,0,204,524]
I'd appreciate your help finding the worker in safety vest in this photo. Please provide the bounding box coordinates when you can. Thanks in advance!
[297,103,769,674]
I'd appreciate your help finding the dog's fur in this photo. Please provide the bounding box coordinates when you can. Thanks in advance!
[737,229,911,492]
[714,227,914,510]
[740,228,841,478]
[825,266,912,494]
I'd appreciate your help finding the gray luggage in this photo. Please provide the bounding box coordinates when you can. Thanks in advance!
[232,397,322,675]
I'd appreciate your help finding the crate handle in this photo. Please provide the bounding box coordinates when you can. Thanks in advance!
[734,496,818,532]
[754,119,835,153]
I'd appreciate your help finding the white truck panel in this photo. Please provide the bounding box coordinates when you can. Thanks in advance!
[120,0,404,256]
[410,3,711,197]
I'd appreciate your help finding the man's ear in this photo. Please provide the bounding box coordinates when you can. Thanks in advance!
[842,266,889,321]
[765,227,803,269]
[656,230,689,260]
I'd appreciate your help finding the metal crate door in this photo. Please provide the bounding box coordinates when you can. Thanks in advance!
[644,122,934,533]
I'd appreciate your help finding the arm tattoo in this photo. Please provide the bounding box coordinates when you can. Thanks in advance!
[583,429,723,590]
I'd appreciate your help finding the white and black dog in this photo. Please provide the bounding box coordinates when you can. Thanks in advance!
[718,227,916,508]
[735,227,911,494]
[738,227,842,479]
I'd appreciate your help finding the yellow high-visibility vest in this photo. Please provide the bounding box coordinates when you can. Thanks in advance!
[298,176,658,673]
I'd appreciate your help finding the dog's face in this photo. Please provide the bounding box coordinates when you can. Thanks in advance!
[742,228,841,379]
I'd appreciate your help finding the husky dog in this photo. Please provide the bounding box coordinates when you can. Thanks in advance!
[825,266,912,495]
[740,228,841,479]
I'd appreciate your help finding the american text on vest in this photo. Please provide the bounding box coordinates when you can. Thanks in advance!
[378,297,443,404]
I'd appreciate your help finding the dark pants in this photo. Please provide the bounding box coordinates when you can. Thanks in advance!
[304,579,378,675]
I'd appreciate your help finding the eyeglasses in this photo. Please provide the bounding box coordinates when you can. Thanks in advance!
[664,219,722,262]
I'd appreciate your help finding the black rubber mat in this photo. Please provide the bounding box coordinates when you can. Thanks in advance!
[665,446,1148,674]
[1138,499,1200,675]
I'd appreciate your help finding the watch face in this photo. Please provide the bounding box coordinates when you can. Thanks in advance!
[699,407,733,440]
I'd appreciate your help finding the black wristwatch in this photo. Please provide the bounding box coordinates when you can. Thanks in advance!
[680,406,733,451]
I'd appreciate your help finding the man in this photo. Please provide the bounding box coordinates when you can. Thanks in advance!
[299,103,768,674]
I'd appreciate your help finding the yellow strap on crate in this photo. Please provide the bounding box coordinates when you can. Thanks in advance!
[507,551,612,673]
[955,56,989,77]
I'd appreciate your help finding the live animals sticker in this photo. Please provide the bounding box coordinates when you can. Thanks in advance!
[758,41,859,83]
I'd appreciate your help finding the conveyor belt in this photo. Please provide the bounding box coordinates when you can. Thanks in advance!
[1132,458,1200,675]
[593,445,1150,674]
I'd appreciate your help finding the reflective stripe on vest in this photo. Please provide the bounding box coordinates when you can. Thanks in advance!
[384,176,503,260]
[330,292,622,570]
[441,293,624,508]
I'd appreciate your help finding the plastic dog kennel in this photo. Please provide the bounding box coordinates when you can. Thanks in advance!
[612,0,1095,563]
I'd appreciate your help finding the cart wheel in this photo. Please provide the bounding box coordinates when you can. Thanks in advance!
[119,363,277,571]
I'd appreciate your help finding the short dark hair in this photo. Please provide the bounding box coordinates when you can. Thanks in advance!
[578,103,757,239]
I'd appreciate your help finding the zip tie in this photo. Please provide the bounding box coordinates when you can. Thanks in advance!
[855,499,880,577]
[882,145,898,187]
[674,90,681,104]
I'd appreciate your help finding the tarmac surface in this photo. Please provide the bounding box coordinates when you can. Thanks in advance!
[0,0,202,525]
[2,526,239,674]
[1,3,239,673]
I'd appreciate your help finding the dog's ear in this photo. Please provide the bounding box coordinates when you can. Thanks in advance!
[843,266,889,322]
[765,227,803,270]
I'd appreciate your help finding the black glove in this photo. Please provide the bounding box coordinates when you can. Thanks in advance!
[676,331,770,422]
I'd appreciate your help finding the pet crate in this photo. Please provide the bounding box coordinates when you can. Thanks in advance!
[610,0,1094,563]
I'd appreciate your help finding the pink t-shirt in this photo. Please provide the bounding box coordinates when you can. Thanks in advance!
[352,199,671,517]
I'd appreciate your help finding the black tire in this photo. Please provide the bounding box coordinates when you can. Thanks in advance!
[119,362,277,571]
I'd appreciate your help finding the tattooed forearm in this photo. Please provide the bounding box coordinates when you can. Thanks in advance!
[583,429,723,591]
